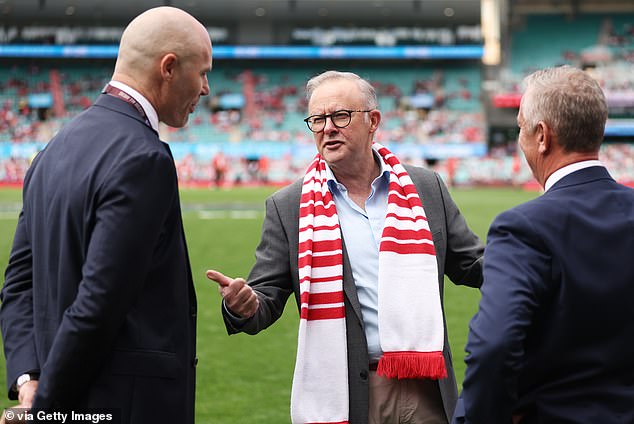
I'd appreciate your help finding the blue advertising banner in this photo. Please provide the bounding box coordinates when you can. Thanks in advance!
[0,44,484,60]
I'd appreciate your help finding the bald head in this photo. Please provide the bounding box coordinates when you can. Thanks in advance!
[111,6,212,127]
[114,6,210,82]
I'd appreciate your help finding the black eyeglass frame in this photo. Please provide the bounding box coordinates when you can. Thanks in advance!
[303,109,373,133]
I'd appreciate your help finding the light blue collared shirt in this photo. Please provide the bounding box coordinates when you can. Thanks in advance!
[326,156,390,362]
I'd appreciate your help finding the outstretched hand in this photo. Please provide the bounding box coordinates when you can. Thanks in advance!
[206,269,259,319]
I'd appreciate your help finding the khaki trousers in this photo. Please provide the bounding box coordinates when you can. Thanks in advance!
[368,371,448,424]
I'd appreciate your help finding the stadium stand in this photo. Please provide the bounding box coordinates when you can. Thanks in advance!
[0,60,487,185]
[0,6,633,188]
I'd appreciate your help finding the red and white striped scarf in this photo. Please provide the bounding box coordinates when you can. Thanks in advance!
[291,143,446,424]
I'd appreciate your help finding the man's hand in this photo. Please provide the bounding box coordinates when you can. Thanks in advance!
[18,380,37,409]
[1,380,38,424]
[206,269,259,319]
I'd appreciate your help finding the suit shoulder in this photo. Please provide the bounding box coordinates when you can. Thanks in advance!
[404,164,444,189]
[403,164,437,181]
[403,164,446,198]
[491,196,546,230]
[269,178,303,206]
[615,181,634,197]
[66,102,159,145]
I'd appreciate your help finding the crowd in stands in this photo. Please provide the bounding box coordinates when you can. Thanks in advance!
[0,62,486,146]
[1,138,632,189]
[497,14,634,99]
[1,12,634,187]
[168,143,633,188]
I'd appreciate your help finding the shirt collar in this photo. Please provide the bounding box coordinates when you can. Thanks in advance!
[108,80,159,133]
[544,160,605,192]
[325,151,390,192]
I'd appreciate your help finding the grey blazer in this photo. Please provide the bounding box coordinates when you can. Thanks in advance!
[223,165,483,423]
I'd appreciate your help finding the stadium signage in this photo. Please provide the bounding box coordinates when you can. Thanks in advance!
[291,26,482,46]
[0,44,484,60]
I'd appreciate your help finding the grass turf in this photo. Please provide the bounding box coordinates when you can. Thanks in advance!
[0,186,538,423]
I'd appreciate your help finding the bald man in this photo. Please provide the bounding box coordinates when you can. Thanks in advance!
[0,7,210,423]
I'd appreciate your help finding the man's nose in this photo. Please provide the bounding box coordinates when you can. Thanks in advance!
[323,115,339,133]
[201,74,210,96]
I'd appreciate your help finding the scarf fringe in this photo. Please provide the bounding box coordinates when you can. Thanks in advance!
[377,351,447,380]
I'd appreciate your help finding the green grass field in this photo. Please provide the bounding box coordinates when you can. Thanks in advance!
[0,186,538,423]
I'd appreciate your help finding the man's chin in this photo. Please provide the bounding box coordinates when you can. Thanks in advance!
[321,150,345,166]
[165,117,188,129]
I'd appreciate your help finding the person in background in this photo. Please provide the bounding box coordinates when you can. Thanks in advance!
[207,70,483,424]
[212,150,228,188]
[453,65,634,424]
[0,7,211,423]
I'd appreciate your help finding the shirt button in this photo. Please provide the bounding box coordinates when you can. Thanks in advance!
[360,370,368,381]
[193,357,199,367]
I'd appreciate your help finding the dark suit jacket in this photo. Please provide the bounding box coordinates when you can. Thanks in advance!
[454,166,634,424]
[223,165,483,423]
[0,94,197,423]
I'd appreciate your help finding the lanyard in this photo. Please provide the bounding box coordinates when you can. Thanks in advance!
[103,84,152,128]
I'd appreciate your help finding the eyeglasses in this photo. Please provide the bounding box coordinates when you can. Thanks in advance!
[303,109,373,133]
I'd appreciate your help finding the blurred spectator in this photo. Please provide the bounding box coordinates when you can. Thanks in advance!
[211,151,228,187]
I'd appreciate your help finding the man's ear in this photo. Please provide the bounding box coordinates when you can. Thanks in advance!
[369,109,381,133]
[160,53,178,81]
[536,121,551,154]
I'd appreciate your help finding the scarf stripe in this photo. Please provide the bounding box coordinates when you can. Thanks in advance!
[291,143,445,424]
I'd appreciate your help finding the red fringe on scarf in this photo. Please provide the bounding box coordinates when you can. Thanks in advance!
[377,351,447,380]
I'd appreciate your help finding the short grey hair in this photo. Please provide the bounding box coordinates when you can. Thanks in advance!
[305,70,378,110]
[520,65,608,152]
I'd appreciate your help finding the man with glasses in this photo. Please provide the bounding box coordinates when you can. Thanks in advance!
[206,71,484,424]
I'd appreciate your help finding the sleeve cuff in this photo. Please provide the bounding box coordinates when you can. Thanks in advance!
[222,299,250,323]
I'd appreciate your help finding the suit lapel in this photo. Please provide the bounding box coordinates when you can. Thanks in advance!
[341,237,364,325]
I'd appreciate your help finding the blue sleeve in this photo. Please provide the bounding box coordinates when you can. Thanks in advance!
[459,208,551,424]
[1,209,40,400]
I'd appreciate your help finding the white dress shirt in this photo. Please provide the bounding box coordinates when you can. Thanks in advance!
[544,160,605,192]
[108,80,159,133]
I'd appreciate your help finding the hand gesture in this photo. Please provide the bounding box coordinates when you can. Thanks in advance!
[206,269,259,319]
